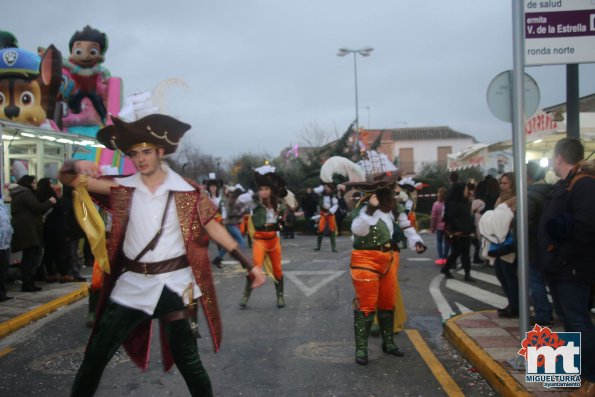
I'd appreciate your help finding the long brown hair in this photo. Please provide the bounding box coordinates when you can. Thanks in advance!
[376,187,395,213]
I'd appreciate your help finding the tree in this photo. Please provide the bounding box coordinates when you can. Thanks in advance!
[167,144,230,184]
[229,153,269,191]
[296,122,335,147]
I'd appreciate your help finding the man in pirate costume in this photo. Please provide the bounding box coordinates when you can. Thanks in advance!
[313,182,339,252]
[58,114,265,397]
[346,173,427,365]
[240,165,294,308]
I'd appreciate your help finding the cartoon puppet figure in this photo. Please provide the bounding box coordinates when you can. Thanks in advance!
[0,45,62,128]
[64,25,110,122]
[0,30,18,49]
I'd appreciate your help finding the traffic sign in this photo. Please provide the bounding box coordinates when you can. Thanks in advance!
[486,70,540,123]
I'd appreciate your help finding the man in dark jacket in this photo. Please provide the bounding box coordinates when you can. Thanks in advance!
[9,175,55,292]
[526,162,554,325]
[300,187,318,234]
[537,138,595,395]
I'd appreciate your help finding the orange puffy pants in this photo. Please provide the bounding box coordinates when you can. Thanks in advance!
[252,231,283,280]
[318,212,336,234]
[350,249,396,314]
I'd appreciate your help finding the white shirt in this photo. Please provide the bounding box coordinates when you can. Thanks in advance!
[351,205,424,249]
[109,167,201,315]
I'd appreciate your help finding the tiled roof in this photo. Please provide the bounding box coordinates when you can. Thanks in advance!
[371,126,475,142]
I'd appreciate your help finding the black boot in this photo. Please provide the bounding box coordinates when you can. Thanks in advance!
[313,234,323,251]
[21,274,42,292]
[354,310,375,365]
[377,310,404,357]
[239,278,252,308]
[274,277,285,308]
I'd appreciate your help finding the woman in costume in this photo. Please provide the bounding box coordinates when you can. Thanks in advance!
[240,165,291,308]
[347,173,426,365]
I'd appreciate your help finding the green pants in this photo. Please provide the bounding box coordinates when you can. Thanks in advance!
[71,287,212,397]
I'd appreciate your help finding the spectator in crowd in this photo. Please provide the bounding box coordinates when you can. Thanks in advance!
[493,172,518,318]
[468,180,484,264]
[9,175,55,292]
[441,183,475,281]
[537,138,595,395]
[62,185,87,281]
[37,178,72,283]
[526,162,554,326]
[300,187,318,234]
[482,175,500,212]
[0,193,14,302]
[430,187,449,266]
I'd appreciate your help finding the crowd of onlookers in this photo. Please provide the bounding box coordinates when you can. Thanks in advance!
[430,138,595,390]
[0,175,89,301]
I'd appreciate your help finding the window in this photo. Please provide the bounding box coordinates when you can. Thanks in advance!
[437,146,452,166]
[399,148,414,174]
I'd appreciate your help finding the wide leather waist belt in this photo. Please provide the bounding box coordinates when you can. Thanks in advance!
[255,225,279,232]
[123,255,189,275]
[358,244,394,252]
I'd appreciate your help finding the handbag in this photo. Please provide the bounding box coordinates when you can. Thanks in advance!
[487,232,515,257]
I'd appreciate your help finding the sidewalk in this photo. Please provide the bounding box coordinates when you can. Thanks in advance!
[0,278,89,339]
[444,310,586,397]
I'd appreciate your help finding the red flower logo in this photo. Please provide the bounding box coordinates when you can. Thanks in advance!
[518,324,566,368]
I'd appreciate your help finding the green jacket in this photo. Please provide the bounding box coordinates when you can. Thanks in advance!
[252,204,279,231]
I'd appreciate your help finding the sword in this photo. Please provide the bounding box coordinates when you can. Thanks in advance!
[183,282,200,338]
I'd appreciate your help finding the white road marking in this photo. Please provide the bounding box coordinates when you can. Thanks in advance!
[455,302,472,314]
[456,269,499,286]
[312,259,339,263]
[445,279,507,308]
[284,270,346,297]
[407,258,432,262]
[429,275,456,321]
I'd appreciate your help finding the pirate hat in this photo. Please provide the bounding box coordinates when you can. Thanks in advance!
[343,171,400,193]
[203,172,223,188]
[254,171,288,198]
[97,114,190,155]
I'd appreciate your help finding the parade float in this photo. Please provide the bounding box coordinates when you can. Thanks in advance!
[0,27,136,193]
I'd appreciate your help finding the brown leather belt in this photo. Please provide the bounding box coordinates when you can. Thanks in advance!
[255,225,279,232]
[123,255,189,275]
[366,244,394,252]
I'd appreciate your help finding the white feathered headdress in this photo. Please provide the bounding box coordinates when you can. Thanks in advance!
[320,156,366,184]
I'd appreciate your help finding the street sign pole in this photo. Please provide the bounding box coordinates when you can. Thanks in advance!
[513,0,530,345]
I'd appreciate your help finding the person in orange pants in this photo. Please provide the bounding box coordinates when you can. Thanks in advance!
[347,174,426,365]
[240,165,290,308]
[313,183,338,252]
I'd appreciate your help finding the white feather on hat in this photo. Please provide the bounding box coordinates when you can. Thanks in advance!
[320,156,365,183]
[255,164,276,175]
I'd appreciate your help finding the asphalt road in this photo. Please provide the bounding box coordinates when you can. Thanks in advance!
[0,233,497,397]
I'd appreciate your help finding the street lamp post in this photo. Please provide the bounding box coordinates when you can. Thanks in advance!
[337,47,373,152]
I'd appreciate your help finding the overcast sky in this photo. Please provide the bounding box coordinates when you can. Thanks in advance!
[5,1,595,158]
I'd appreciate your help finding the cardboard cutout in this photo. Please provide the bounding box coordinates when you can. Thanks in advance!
[0,45,62,129]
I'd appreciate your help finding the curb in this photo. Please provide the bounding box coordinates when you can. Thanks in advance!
[443,311,532,397]
[0,283,89,340]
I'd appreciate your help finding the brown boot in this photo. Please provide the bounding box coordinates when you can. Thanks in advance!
[570,380,595,397]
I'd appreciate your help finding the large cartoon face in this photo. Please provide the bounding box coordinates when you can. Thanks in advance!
[69,41,102,67]
[0,78,46,125]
